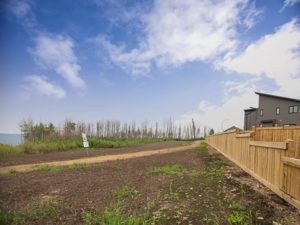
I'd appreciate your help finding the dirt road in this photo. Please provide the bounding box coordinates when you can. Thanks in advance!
[0,140,200,174]
[0,141,191,167]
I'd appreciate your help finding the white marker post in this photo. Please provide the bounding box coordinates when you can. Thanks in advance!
[82,133,90,155]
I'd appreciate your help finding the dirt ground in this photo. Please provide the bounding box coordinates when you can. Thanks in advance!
[0,143,299,225]
[0,141,190,167]
[0,141,198,174]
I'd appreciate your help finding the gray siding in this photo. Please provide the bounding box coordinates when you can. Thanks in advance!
[258,95,300,126]
[244,110,258,130]
[243,93,300,130]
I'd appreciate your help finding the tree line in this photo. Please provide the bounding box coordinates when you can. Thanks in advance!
[20,119,214,142]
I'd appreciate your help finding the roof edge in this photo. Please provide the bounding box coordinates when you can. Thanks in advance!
[255,92,300,102]
[244,108,257,112]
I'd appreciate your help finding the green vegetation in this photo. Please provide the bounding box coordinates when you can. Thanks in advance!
[101,205,148,225]
[163,180,180,201]
[226,208,253,225]
[209,128,215,135]
[0,162,103,176]
[204,159,225,180]
[81,204,150,225]
[1,118,198,157]
[146,164,185,175]
[202,213,220,225]
[0,143,23,157]
[114,186,139,200]
[229,202,246,211]
[0,137,170,157]
[19,119,204,144]
[0,199,60,225]
[227,212,245,224]
[225,200,254,225]
[33,163,102,172]
[81,204,102,225]
[194,141,208,153]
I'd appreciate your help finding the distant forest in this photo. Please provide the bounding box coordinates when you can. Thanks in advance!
[20,119,214,142]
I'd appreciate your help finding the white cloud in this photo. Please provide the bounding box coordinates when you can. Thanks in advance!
[31,34,86,89]
[177,88,258,132]
[97,0,261,75]
[242,1,263,29]
[95,37,152,76]
[7,0,31,18]
[178,19,300,131]
[26,75,66,99]
[284,0,300,7]
[221,19,300,98]
[223,78,259,96]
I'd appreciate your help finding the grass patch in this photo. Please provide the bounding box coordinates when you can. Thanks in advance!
[114,186,139,200]
[0,199,60,225]
[146,164,185,175]
[81,204,102,225]
[226,200,255,225]
[32,163,101,172]
[81,204,149,225]
[102,205,148,225]
[227,211,245,224]
[0,138,174,157]
[204,159,225,180]
[194,141,208,153]
[163,180,180,201]
[202,213,220,225]
[226,211,253,225]
[229,202,246,211]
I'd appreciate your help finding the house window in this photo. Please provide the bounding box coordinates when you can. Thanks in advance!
[289,105,299,113]
[260,109,263,117]
[276,107,280,115]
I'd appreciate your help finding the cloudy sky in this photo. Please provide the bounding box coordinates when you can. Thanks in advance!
[0,0,300,133]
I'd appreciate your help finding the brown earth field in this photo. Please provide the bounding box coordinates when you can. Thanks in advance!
[0,143,299,225]
[0,141,191,167]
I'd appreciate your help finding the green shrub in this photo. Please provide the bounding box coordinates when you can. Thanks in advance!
[0,144,23,157]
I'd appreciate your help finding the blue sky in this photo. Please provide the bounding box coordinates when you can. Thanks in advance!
[0,0,300,133]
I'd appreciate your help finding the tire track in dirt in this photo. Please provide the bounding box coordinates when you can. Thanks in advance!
[0,141,200,174]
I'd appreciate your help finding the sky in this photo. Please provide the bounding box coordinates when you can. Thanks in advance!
[0,0,300,134]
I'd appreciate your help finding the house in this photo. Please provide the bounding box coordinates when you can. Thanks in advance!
[223,126,240,132]
[244,92,300,130]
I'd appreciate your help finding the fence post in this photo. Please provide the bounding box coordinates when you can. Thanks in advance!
[286,139,295,157]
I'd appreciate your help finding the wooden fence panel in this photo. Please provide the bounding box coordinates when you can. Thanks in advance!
[254,126,300,157]
[282,158,300,200]
[206,127,300,210]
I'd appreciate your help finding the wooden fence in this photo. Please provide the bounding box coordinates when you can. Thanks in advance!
[206,126,300,210]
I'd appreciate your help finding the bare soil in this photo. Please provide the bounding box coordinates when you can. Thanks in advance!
[0,141,198,174]
[0,141,190,167]
[0,144,298,225]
